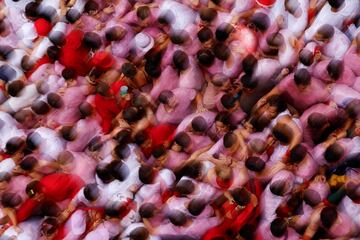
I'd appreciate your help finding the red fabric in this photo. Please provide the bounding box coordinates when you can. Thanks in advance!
[16,198,39,223]
[90,51,115,71]
[94,80,128,133]
[16,173,85,223]
[256,0,276,7]
[308,8,316,24]
[25,55,52,78]
[216,177,233,190]
[141,124,177,157]
[202,201,256,240]
[59,30,91,76]
[34,18,52,36]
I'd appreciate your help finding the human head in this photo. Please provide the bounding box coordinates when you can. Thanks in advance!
[158,90,175,105]
[213,42,230,61]
[320,206,338,228]
[199,7,217,23]
[249,12,270,32]
[327,0,344,10]
[6,137,24,154]
[96,163,114,184]
[220,93,237,110]
[270,218,287,237]
[270,180,288,196]
[109,159,130,181]
[121,62,137,78]
[326,59,344,80]
[308,112,327,129]
[129,227,149,240]
[1,192,22,208]
[294,68,311,87]
[315,24,334,42]
[105,26,127,42]
[172,50,189,71]
[60,126,77,141]
[175,178,195,196]
[191,116,207,133]
[78,102,93,118]
[20,156,38,171]
[138,165,155,184]
[82,32,102,50]
[289,144,307,164]
[197,49,215,67]
[26,180,40,198]
[46,46,60,61]
[174,132,191,151]
[0,65,16,83]
[83,183,100,202]
[242,54,258,75]
[299,49,314,66]
[215,23,234,42]
[47,92,63,109]
[197,27,213,43]
[136,6,151,21]
[187,198,206,216]
[7,80,24,97]
[139,202,156,219]
[65,9,81,24]
[231,188,251,205]
[303,189,321,206]
[31,100,50,115]
[245,156,265,172]
[223,132,238,149]
[324,142,344,163]
[168,210,187,226]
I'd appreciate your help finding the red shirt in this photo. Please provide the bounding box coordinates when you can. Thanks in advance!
[94,80,129,133]
[34,18,52,37]
[59,30,91,76]
[141,124,176,157]
[16,173,84,223]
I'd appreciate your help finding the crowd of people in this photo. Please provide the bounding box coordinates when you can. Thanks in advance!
[0,0,360,239]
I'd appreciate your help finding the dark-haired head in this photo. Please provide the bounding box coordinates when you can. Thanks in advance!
[123,107,140,124]
[327,0,344,9]
[267,32,284,48]
[294,68,311,86]
[0,45,13,61]
[245,156,265,172]
[139,165,155,184]
[289,144,307,164]
[78,102,93,118]
[345,181,360,201]
[270,218,287,237]
[316,24,334,41]
[324,142,344,163]
[122,62,137,78]
[174,132,191,151]
[1,192,22,208]
[105,26,127,42]
[215,23,234,42]
[197,27,213,43]
[57,151,75,165]
[168,210,187,226]
[145,61,161,78]
[327,59,344,80]
[299,49,314,66]
[320,206,338,228]
[191,116,207,133]
[308,112,327,129]
[60,126,77,141]
[241,74,257,90]
[114,144,130,160]
[136,6,151,20]
[66,9,81,23]
[26,181,40,198]
[170,31,189,45]
[96,163,114,183]
[175,179,195,196]
[197,49,215,67]
[250,12,270,32]
[83,183,100,202]
[242,54,258,75]
[152,145,166,159]
[82,32,102,50]
[84,0,99,14]
[304,189,321,207]
[223,132,237,149]
[25,2,39,20]
[221,93,236,110]
[40,217,58,237]
[49,31,66,46]
[110,160,130,181]
[213,42,230,61]
[114,129,132,146]
[158,90,174,105]
[139,202,156,219]
[0,65,16,83]
[157,10,174,25]
[346,99,360,119]
[173,50,189,71]
[268,94,287,112]
[88,136,103,152]
[7,80,24,97]
[231,188,251,205]
[270,180,288,196]
[272,123,292,144]
[6,137,24,154]
[188,198,206,216]
[20,156,38,171]
[199,7,217,23]
[129,227,149,240]
[61,68,77,80]
[47,46,60,61]
[47,92,63,109]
